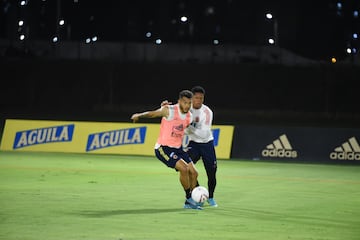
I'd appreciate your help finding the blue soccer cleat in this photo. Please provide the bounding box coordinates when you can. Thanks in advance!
[183,198,203,210]
[183,203,203,210]
[207,198,218,207]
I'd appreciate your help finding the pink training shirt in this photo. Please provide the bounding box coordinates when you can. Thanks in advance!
[156,104,192,148]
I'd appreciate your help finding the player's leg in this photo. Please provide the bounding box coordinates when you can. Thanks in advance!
[175,160,202,210]
[187,142,201,164]
[187,161,199,190]
[204,157,217,198]
[175,159,191,193]
[187,141,201,187]
[155,146,201,210]
[200,141,218,207]
[178,149,203,210]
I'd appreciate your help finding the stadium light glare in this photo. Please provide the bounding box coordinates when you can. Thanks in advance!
[18,20,24,26]
[19,34,25,40]
[266,13,273,19]
[336,2,342,10]
[180,16,188,22]
[265,12,278,46]
[354,10,359,18]
[205,6,215,16]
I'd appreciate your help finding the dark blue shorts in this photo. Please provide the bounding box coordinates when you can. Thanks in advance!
[187,140,217,169]
[155,145,192,169]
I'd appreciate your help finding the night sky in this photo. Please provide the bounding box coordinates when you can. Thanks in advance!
[1,0,358,61]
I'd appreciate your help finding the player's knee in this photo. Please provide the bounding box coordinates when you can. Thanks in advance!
[190,167,198,178]
[176,161,189,173]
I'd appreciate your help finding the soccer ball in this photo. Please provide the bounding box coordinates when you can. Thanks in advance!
[191,186,209,203]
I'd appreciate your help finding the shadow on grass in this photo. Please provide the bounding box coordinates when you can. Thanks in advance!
[75,208,185,217]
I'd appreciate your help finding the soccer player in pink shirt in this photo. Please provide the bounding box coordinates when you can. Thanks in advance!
[131,90,203,210]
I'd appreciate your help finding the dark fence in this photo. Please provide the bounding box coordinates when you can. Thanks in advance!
[1,59,360,128]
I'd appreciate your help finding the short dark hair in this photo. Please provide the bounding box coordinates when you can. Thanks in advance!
[179,89,193,99]
[191,86,205,95]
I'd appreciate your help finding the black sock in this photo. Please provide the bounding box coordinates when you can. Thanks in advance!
[185,188,191,199]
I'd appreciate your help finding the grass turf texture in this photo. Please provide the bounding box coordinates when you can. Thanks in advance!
[0,151,360,240]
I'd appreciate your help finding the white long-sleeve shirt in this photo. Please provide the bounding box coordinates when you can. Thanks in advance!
[185,104,214,143]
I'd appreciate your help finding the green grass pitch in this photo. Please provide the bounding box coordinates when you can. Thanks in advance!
[1,151,359,240]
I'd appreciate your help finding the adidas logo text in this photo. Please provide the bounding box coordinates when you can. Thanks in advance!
[330,137,360,160]
[262,134,298,158]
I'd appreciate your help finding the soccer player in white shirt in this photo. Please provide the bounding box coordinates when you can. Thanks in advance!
[185,86,218,207]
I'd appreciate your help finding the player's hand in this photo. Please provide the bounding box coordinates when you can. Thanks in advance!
[131,114,140,123]
[187,125,196,133]
[160,100,172,107]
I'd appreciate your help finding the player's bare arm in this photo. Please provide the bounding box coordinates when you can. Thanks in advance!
[160,100,172,107]
[131,106,169,123]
